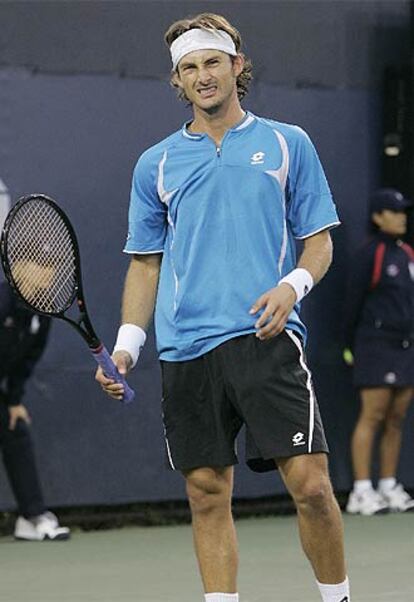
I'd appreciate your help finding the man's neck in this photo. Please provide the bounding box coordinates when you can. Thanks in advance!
[189,99,246,147]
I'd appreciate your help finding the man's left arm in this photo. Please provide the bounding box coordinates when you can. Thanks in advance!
[250,229,333,340]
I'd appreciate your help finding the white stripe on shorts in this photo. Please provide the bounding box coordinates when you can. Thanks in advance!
[165,437,176,470]
[285,329,315,453]
[162,406,176,469]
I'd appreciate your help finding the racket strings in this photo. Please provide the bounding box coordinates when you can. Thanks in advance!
[6,199,77,313]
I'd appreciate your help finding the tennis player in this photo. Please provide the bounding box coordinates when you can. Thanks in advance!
[96,13,350,602]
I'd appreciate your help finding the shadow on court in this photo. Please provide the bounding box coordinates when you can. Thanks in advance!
[0,514,413,601]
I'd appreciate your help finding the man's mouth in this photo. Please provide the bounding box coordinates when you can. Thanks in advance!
[197,85,217,98]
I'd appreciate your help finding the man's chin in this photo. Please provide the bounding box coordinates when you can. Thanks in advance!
[194,98,223,114]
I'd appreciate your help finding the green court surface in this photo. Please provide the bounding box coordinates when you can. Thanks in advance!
[0,513,413,602]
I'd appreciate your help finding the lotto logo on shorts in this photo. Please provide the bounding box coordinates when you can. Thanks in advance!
[292,431,306,446]
[339,598,349,602]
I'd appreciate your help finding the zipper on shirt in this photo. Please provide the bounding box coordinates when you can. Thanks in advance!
[216,146,221,157]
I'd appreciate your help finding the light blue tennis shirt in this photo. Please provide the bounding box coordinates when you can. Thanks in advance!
[124,112,340,361]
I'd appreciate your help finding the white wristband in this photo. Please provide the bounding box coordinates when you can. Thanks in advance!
[113,323,147,368]
[278,268,314,302]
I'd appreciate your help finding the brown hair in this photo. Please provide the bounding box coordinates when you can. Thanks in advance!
[164,13,253,101]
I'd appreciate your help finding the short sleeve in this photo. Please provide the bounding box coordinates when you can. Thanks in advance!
[124,151,167,254]
[286,127,340,239]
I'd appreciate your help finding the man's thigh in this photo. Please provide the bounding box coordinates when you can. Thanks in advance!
[161,357,242,472]
[222,331,329,472]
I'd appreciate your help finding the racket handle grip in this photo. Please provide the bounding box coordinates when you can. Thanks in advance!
[91,345,135,404]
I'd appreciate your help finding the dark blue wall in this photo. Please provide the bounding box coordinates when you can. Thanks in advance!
[0,1,413,509]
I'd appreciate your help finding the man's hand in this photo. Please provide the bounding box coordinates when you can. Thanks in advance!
[8,404,31,430]
[250,284,297,340]
[95,350,133,401]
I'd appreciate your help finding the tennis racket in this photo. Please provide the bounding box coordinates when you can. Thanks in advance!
[0,193,134,403]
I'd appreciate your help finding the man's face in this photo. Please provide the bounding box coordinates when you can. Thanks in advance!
[372,208,407,236]
[174,49,243,113]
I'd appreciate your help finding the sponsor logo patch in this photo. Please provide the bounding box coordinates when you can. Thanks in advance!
[250,151,265,165]
[292,431,306,446]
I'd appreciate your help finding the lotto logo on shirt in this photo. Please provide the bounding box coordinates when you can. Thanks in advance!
[250,151,265,165]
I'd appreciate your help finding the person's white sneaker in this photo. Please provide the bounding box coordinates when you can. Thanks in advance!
[346,488,389,515]
[14,511,70,541]
[380,484,414,512]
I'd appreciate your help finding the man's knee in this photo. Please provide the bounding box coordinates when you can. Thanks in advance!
[280,456,336,517]
[185,467,232,515]
[293,474,336,518]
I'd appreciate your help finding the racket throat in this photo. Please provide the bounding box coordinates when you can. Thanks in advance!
[61,312,101,350]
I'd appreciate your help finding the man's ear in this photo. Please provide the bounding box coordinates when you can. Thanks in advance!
[232,54,245,78]
[172,70,183,90]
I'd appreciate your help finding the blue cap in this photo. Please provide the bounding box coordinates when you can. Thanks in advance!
[370,188,412,213]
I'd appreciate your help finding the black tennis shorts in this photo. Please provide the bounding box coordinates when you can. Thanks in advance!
[160,330,329,473]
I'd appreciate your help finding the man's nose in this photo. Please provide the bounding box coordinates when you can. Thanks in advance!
[197,67,213,84]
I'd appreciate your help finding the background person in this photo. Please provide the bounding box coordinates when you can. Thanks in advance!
[344,188,414,516]
[97,13,350,602]
[0,280,70,540]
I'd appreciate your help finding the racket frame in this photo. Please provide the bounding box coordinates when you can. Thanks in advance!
[1,194,101,350]
[0,193,135,403]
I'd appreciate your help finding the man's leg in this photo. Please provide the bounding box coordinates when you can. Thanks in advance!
[184,466,238,595]
[278,453,347,587]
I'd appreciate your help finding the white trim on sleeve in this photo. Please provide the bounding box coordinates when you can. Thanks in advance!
[294,221,341,240]
[123,249,164,255]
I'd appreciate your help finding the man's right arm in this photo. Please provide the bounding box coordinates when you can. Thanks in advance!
[122,253,162,329]
[95,253,162,399]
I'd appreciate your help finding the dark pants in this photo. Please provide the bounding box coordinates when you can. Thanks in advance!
[0,402,45,518]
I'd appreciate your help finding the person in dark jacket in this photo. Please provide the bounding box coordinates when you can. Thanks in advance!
[0,280,70,540]
[343,188,414,515]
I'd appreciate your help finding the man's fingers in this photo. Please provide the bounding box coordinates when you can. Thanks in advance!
[255,305,275,329]
[100,382,125,400]
[95,368,114,386]
[103,388,125,401]
[95,350,133,402]
[95,351,132,386]
[249,294,268,315]
[256,309,288,339]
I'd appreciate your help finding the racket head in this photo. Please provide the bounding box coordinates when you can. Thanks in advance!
[0,194,81,316]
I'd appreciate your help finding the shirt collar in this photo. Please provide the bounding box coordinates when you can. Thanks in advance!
[181,111,256,140]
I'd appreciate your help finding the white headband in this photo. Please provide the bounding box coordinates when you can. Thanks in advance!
[170,28,237,70]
